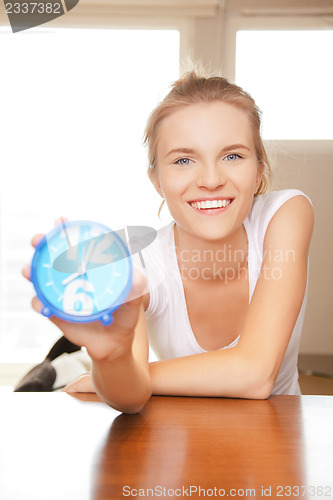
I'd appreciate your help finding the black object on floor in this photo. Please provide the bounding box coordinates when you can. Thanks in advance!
[14,359,56,392]
[45,336,81,361]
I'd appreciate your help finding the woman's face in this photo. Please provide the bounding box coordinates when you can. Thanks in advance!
[150,102,263,244]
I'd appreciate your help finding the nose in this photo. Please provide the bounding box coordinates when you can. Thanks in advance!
[196,162,226,190]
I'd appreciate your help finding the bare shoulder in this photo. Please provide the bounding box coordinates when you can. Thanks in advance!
[264,194,314,252]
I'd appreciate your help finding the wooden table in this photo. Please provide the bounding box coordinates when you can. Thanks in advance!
[0,394,332,500]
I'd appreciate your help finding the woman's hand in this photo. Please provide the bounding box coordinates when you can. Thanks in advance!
[63,373,95,393]
[23,219,148,363]
[24,218,151,413]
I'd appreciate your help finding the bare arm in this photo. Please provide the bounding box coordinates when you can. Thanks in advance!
[149,195,314,399]
[90,304,152,413]
[29,265,152,413]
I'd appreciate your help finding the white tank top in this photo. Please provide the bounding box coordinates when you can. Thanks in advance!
[136,189,311,396]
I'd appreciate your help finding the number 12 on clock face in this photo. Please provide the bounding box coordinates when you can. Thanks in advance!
[31,221,133,325]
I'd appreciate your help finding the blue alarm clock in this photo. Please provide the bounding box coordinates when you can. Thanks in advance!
[30,220,132,325]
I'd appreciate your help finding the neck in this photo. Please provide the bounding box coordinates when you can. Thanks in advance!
[174,224,248,282]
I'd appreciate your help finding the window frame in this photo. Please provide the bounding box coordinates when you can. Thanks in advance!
[222,13,333,150]
[223,13,333,80]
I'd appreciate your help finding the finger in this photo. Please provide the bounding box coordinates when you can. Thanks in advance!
[31,233,44,248]
[22,264,31,281]
[54,216,68,226]
[62,373,95,393]
[31,296,44,313]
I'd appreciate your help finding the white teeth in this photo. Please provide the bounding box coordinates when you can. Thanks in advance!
[190,199,232,210]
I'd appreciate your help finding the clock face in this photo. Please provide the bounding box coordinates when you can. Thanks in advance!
[31,221,132,324]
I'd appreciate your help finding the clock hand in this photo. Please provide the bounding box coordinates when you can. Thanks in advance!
[62,241,96,288]
[61,220,73,248]
[81,239,96,275]
[62,272,81,286]
[80,240,97,300]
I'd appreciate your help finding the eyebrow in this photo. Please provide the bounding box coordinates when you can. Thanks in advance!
[221,144,252,153]
[165,144,252,159]
[165,148,196,158]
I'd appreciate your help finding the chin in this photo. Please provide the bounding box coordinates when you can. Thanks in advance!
[187,224,233,244]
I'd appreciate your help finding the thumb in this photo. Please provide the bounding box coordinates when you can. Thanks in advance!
[110,268,148,332]
[122,266,148,305]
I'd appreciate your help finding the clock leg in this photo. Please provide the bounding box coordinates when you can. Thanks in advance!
[100,313,113,326]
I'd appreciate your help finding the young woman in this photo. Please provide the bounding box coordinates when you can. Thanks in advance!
[23,72,314,413]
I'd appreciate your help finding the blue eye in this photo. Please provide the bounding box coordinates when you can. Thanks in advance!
[225,153,242,161]
[175,158,192,166]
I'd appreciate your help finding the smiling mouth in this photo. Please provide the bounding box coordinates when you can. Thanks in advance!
[189,199,234,210]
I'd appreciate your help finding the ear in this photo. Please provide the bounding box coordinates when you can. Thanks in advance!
[148,168,164,199]
[255,162,264,193]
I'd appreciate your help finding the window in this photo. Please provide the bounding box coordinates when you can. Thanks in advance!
[235,30,333,140]
[0,27,179,362]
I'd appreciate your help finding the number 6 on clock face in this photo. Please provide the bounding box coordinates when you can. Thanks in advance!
[30,221,133,325]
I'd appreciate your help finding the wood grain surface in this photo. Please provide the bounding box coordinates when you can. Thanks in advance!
[0,393,332,500]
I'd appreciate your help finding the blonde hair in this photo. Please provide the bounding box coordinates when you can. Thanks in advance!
[144,71,271,197]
